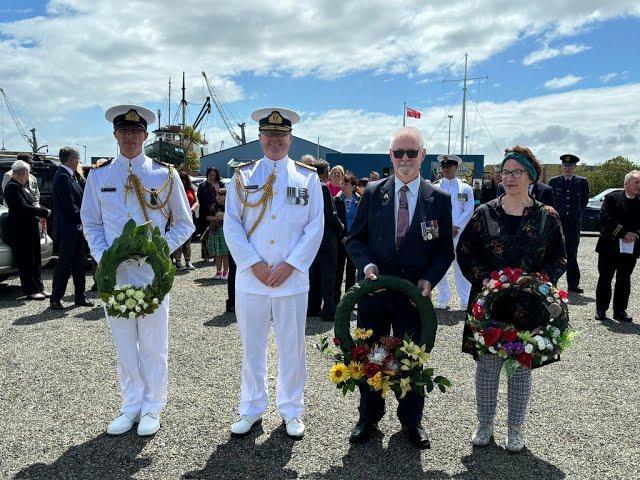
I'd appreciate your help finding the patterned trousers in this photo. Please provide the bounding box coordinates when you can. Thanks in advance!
[475,354,532,426]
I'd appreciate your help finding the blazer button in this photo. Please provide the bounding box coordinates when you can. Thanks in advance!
[269,240,275,244]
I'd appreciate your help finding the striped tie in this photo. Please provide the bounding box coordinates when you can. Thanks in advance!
[396,185,409,247]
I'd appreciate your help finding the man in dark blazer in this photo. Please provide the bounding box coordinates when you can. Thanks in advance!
[548,154,590,292]
[50,147,92,309]
[496,180,555,207]
[345,127,454,449]
[308,158,344,321]
[595,171,640,322]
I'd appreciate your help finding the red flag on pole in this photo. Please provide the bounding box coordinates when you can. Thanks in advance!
[406,106,422,119]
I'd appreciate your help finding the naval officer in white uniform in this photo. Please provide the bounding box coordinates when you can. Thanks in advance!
[434,154,474,310]
[224,108,324,439]
[81,105,194,436]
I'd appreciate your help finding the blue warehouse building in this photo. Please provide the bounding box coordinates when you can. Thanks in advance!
[199,136,339,177]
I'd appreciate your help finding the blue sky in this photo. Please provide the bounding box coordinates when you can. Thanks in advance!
[0,1,638,164]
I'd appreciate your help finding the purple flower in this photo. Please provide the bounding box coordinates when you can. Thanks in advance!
[503,342,525,356]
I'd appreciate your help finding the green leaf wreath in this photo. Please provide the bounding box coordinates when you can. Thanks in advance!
[95,219,175,319]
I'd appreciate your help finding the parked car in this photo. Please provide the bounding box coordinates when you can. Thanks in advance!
[581,188,623,232]
[0,205,54,283]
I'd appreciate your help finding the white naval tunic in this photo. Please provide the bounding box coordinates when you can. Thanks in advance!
[224,156,324,418]
[81,153,194,417]
[434,176,474,308]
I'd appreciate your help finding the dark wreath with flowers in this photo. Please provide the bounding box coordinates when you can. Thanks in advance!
[466,267,575,375]
[95,219,175,319]
[316,275,451,398]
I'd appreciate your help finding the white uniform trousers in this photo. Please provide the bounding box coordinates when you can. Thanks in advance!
[436,234,471,309]
[107,260,169,418]
[235,290,308,419]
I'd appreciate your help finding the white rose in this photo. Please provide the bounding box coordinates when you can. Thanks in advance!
[126,289,135,297]
[135,306,141,312]
[152,298,159,305]
[525,344,534,354]
[137,299,144,305]
[142,303,148,308]
[133,290,145,300]
[129,312,136,319]
[116,293,126,302]
[541,355,548,362]
[108,296,115,304]
[125,298,137,309]
[119,305,127,313]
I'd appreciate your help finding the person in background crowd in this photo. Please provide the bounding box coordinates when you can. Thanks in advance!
[224,107,323,440]
[548,154,589,293]
[496,179,555,208]
[207,188,229,279]
[595,170,640,323]
[356,177,369,196]
[457,145,567,453]
[50,147,93,310]
[3,153,40,207]
[197,167,223,255]
[2,160,51,300]
[327,165,345,197]
[334,172,360,305]
[480,165,501,204]
[434,154,474,310]
[346,126,454,449]
[369,170,381,181]
[309,158,343,322]
[173,172,197,271]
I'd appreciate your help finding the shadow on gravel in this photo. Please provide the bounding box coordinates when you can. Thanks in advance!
[73,307,105,322]
[598,317,640,336]
[14,432,152,480]
[0,284,26,306]
[302,430,442,480]
[183,424,296,480]
[567,292,595,306]
[194,277,227,287]
[204,313,236,327]
[305,318,336,336]
[13,308,67,326]
[455,446,565,479]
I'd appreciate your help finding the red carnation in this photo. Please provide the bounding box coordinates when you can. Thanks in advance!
[380,336,402,351]
[513,268,524,276]
[364,362,381,378]
[493,280,504,290]
[352,345,370,361]
[483,327,502,347]
[490,271,500,280]
[559,290,568,300]
[502,330,518,342]
[472,303,484,320]
[504,267,513,276]
[516,352,533,368]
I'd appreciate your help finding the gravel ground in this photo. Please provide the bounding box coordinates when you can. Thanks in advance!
[1,235,639,480]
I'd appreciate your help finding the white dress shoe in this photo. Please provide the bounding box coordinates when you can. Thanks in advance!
[471,424,493,447]
[506,425,525,452]
[137,412,161,436]
[107,412,139,435]
[284,417,305,439]
[230,414,262,436]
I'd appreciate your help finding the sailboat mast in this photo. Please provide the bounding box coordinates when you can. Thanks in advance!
[168,77,171,127]
[460,53,468,155]
[181,72,186,130]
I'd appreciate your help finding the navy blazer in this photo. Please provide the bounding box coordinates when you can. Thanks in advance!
[496,181,555,208]
[52,165,84,238]
[346,176,454,286]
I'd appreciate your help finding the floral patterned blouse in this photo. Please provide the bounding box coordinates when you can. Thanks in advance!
[456,196,567,363]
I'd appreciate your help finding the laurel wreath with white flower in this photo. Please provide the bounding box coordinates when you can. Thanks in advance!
[95,219,175,319]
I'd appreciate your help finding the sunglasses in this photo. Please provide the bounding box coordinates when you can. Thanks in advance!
[392,149,420,159]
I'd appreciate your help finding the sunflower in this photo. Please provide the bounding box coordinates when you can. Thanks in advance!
[348,361,365,380]
[329,363,351,384]
[354,328,374,340]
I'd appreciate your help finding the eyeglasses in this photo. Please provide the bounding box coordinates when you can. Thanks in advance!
[501,169,526,179]
[392,149,420,159]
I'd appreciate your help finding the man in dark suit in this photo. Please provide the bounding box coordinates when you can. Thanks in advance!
[50,147,92,309]
[308,158,344,321]
[548,154,589,293]
[496,180,555,207]
[345,127,454,449]
[595,171,640,322]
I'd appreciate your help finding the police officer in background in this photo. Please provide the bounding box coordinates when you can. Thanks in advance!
[81,105,195,437]
[548,154,589,293]
[434,154,474,310]
[224,108,324,440]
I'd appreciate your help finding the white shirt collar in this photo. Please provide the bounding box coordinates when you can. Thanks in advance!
[61,164,75,176]
[395,175,421,194]
[117,151,145,167]
[262,155,290,174]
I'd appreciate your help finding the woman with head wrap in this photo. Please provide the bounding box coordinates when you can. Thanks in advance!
[456,145,567,452]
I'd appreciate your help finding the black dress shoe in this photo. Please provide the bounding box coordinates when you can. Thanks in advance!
[49,300,65,310]
[75,299,94,307]
[595,309,607,321]
[613,311,633,323]
[568,287,584,294]
[349,420,376,444]
[405,424,431,449]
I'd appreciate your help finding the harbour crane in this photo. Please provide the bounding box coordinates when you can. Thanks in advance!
[0,88,39,153]
[201,71,246,146]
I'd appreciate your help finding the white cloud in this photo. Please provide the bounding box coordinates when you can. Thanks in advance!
[600,71,629,83]
[544,74,583,90]
[523,44,591,66]
[296,83,640,164]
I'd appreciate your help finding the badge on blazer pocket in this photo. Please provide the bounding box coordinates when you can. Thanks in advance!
[421,220,439,241]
